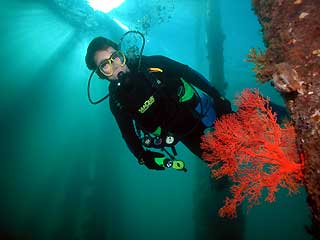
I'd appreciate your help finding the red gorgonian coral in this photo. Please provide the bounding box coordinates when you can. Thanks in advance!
[201,89,304,218]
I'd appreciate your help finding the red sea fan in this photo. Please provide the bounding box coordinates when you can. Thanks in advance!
[201,89,304,218]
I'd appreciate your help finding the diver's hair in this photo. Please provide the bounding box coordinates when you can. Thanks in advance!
[85,37,119,73]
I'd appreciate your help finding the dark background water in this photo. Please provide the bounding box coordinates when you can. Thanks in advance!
[0,0,311,239]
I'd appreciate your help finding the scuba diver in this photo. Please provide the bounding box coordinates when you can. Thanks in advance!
[85,33,233,171]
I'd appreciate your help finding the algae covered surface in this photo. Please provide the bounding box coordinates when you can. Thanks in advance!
[252,0,320,236]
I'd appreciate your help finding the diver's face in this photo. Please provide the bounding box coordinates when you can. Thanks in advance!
[94,47,129,81]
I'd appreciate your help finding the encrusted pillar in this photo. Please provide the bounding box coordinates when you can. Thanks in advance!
[251,0,320,237]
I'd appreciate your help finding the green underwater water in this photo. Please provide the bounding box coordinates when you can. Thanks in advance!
[0,0,312,239]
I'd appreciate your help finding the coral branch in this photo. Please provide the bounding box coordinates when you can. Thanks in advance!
[246,48,274,83]
[201,89,304,218]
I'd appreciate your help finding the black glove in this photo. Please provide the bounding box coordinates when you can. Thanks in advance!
[140,150,165,170]
[207,87,233,118]
[213,96,233,118]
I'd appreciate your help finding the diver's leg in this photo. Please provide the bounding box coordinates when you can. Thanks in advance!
[185,122,246,240]
[180,123,206,159]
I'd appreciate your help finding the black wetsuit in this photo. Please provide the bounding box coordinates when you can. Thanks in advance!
[108,55,232,161]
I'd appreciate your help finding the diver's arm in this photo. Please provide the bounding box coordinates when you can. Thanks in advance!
[180,65,233,117]
[147,55,233,117]
[154,56,222,97]
[110,101,145,162]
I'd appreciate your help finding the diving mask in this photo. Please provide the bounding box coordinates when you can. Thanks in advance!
[98,50,126,77]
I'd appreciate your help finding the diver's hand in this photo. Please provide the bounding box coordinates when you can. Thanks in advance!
[213,96,233,118]
[140,150,165,170]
